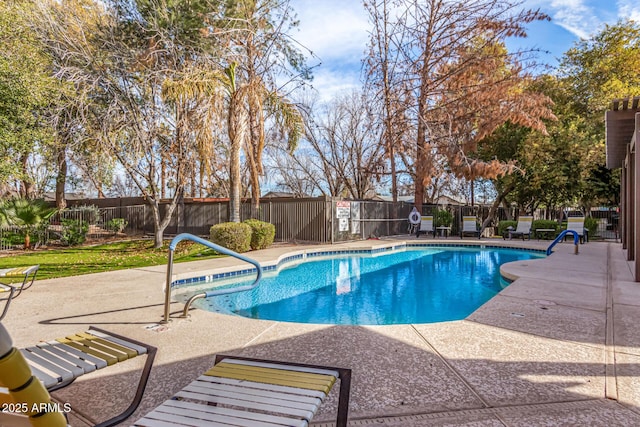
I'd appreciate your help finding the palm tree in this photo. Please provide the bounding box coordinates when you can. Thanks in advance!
[246,87,303,217]
[221,63,249,223]
[216,0,308,219]
[162,63,248,223]
[0,198,57,249]
[220,64,303,221]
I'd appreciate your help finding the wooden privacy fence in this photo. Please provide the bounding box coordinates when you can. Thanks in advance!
[66,197,415,243]
[168,197,333,242]
[66,196,336,243]
[57,197,619,244]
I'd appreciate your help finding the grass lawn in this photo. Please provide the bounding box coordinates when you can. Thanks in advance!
[0,239,222,283]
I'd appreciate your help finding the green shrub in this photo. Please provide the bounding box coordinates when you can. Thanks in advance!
[1,230,24,247]
[497,220,517,237]
[435,209,453,227]
[106,218,128,233]
[584,217,599,237]
[60,218,89,246]
[532,219,558,238]
[243,219,275,250]
[210,222,252,253]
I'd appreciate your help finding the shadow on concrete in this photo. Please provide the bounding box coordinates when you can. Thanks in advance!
[37,303,192,326]
[46,324,640,426]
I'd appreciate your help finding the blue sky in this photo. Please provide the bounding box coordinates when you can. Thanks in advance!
[288,0,640,100]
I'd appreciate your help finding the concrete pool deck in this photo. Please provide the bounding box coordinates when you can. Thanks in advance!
[3,237,640,426]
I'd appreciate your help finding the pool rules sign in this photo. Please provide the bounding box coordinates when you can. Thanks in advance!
[336,201,350,232]
[336,201,360,234]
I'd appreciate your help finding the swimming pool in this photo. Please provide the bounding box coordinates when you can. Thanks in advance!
[180,245,543,325]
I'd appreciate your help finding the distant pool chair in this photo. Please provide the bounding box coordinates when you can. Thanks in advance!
[460,216,481,239]
[0,265,39,297]
[416,215,435,238]
[133,354,352,427]
[0,265,39,320]
[565,216,588,243]
[505,216,533,240]
[0,323,156,427]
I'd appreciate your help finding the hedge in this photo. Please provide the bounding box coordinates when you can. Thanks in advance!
[244,219,275,250]
[532,219,558,238]
[209,222,252,253]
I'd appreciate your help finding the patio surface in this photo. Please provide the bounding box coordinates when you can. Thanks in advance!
[3,237,640,426]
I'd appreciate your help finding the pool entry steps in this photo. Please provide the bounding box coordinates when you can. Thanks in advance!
[162,233,263,323]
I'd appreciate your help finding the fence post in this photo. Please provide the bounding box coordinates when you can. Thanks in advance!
[330,198,334,245]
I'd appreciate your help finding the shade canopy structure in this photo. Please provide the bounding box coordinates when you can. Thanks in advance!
[606,97,640,169]
[606,96,640,280]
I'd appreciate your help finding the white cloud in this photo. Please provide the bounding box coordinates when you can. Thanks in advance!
[617,0,640,21]
[524,0,604,39]
[289,0,369,100]
[549,0,596,38]
[289,0,630,99]
[291,0,370,61]
[306,67,363,101]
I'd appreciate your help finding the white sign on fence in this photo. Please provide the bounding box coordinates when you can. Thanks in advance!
[336,201,350,219]
[350,202,360,234]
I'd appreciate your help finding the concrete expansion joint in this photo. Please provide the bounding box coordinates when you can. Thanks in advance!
[604,243,618,401]
[409,324,491,409]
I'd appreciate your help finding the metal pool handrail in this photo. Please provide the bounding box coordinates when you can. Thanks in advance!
[162,233,263,323]
[546,230,579,256]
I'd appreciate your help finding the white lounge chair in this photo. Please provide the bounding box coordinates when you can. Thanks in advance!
[505,216,533,240]
[133,354,351,427]
[416,215,435,238]
[460,216,480,238]
[0,323,156,427]
[0,265,39,320]
[0,265,39,297]
[565,216,587,243]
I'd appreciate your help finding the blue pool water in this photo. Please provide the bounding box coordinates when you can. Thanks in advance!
[194,247,543,325]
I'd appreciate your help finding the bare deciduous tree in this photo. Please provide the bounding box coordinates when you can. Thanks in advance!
[379,0,552,206]
[295,91,386,199]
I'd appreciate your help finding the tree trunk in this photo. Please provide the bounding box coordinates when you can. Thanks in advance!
[160,154,166,199]
[19,153,34,199]
[148,189,182,248]
[190,167,196,198]
[247,115,261,219]
[414,109,430,207]
[55,147,67,209]
[481,182,515,233]
[228,92,244,223]
[414,59,434,209]
[246,90,264,219]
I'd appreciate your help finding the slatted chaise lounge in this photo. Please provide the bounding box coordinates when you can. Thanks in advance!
[0,265,39,320]
[0,265,39,297]
[0,323,156,427]
[565,216,588,243]
[416,215,435,238]
[460,216,481,238]
[504,216,533,240]
[134,354,352,427]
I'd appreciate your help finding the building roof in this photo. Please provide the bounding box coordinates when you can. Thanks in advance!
[606,96,640,169]
[262,191,306,198]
